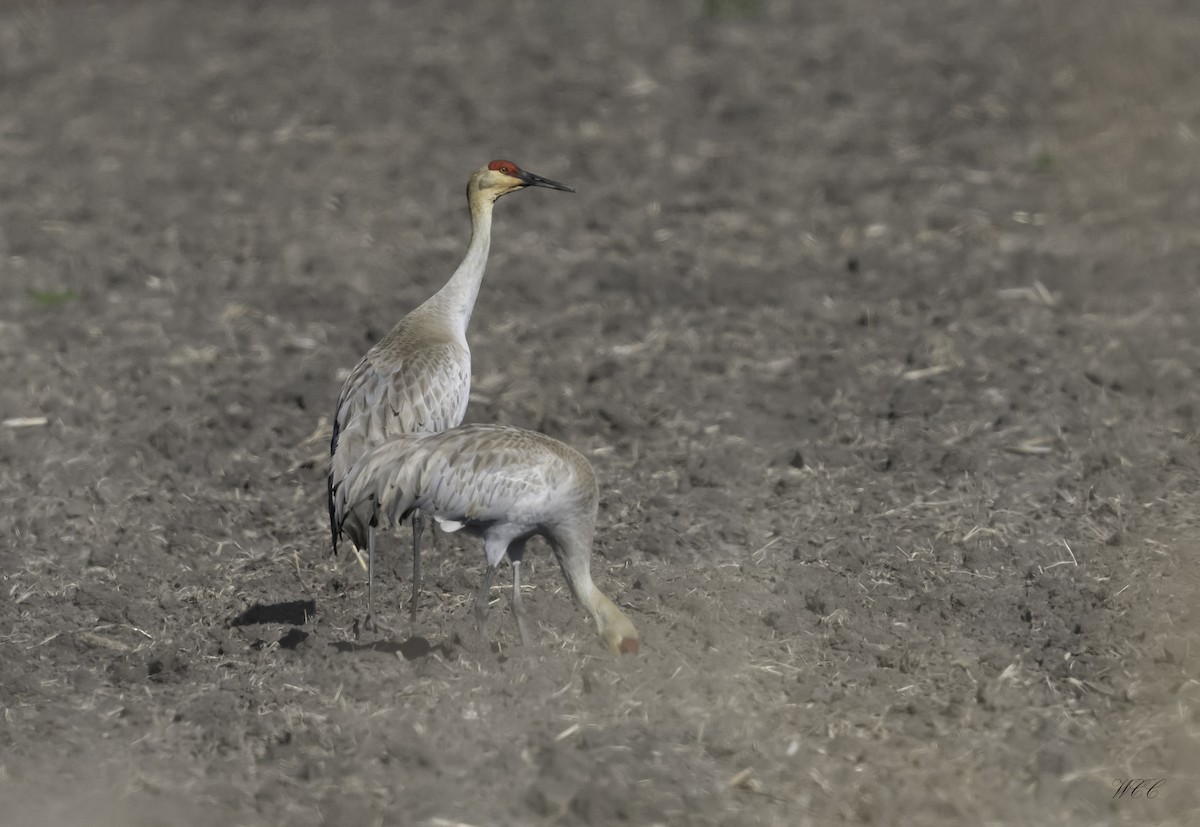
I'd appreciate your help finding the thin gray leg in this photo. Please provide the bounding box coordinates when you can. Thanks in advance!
[475,564,497,636]
[411,512,424,623]
[511,559,531,646]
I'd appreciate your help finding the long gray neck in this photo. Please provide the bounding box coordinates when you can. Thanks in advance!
[428,195,495,338]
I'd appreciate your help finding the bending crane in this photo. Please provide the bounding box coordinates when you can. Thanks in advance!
[332,424,640,655]
[328,161,573,626]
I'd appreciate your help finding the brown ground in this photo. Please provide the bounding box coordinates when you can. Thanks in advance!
[2,2,1199,825]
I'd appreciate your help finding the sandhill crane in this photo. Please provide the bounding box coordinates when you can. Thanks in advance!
[332,424,640,655]
[329,160,573,628]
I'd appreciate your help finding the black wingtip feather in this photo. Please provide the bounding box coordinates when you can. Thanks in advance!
[328,410,342,556]
[328,473,339,556]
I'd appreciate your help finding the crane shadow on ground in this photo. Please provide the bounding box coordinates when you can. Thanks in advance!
[229,600,319,651]
[231,599,317,627]
[329,634,457,661]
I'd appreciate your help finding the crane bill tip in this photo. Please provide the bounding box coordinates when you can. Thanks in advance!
[618,637,640,655]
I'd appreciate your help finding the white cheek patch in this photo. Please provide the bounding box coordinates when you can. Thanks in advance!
[436,518,465,533]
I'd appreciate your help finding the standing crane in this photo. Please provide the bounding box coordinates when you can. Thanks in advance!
[332,424,640,655]
[329,160,574,628]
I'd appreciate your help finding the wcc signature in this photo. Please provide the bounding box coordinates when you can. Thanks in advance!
[1112,778,1166,799]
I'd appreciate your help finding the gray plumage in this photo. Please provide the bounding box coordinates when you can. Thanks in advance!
[327,161,573,623]
[333,424,640,655]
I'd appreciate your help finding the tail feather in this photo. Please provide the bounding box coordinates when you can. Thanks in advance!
[374,448,423,528]
[328,472,339,556]
[333,436,426,551]
[328,405,344,556]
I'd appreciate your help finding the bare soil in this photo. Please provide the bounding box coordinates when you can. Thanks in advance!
[2,2,1199,825]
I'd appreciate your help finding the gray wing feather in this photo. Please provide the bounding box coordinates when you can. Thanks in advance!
[329,340,470,539]
[333,433,425,550]
[333,425,592,550]
[415,426,566,524]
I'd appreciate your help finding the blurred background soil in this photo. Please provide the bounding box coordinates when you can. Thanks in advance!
[1,1,1198,825]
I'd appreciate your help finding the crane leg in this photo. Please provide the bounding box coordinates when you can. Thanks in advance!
[410,512,424,623]
[474,564,497,637]
[511,560,531,646]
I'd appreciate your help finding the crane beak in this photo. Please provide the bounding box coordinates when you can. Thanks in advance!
[518,170,575,193]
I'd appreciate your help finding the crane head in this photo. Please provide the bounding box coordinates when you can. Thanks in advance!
[475,159,575,199]
[594,593,640,655]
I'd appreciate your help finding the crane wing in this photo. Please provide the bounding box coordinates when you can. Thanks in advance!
[328,341,470,546]
[334,341,469,450]
[410,425,579,528]
[335,425,579,550]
